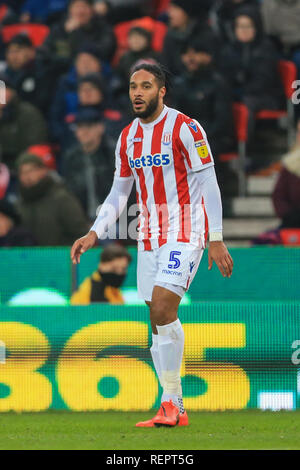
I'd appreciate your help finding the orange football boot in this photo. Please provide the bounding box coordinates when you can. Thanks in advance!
[136,404,189,428]
[136,406,163,427]
[178,410,189,426]
[153,400,179,427]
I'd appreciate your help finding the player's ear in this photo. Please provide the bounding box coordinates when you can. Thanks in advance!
[160,86,167,99]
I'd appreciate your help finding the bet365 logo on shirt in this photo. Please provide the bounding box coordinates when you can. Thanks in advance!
[129,154,171,169]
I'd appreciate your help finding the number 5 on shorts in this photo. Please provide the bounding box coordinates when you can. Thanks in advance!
[168,251,181,269]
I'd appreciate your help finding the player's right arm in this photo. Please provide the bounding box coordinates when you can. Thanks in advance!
[71,130,134,264]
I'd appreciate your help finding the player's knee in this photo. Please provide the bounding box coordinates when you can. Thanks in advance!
[150,299,174,326]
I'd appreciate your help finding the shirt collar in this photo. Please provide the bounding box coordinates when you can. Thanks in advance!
[138,105,169,130]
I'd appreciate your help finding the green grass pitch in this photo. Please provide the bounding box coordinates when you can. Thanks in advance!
[0,410,299,450]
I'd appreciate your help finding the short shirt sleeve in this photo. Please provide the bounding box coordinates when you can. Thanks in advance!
[179,119,214,172]
[115,129,133,178]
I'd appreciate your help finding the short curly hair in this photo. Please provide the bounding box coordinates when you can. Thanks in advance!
[130,62,171,92]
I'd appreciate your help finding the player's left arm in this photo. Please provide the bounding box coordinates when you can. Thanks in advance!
[194,167,233,278]
[180,120,233,278]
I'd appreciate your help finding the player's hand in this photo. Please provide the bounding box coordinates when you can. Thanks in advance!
[208,241,233,278]
[71,231,98,265]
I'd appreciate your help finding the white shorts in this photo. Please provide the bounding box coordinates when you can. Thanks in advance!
[137,241,204,302]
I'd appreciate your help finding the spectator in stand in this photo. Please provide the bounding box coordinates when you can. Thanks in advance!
[261,1,300,55]
[0,74,48,169]
[16,153,89,246]
[71,243,132,305]
[51,73,126,149]
[117,27,161,92]
[4,34,54,113]
[211,0,260,42]
[162,0,218,75]
[261,0,300,79]
[219,6,284,131]
[38,0,116,76]
[0,199,36,247]
[78,74,127,137]
[272,120,300,229]
[20,0,68,25]
[172,37,237,196]
[49,44,120,144]
[62,108,115,219]
[0,1,29,59]
[93,0,153,24]
[154,0,172,20]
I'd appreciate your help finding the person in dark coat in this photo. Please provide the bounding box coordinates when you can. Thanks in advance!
[219,6,284,114]
[173,37,235,160]
[0,74,48,169]
[93,0,152,24]
[71,243,132,305]
[117,27,161,92]
[0,199,36,247]
[51,73,127,149]
[211,0,260,42]
[62,108,115,220]
[162,0,218,75]
[49,44,119,144]
[16,152,89,246]
[172,37,237,195]
[4,34,54,114]
[272,120,300,228]
[38,0,116,76]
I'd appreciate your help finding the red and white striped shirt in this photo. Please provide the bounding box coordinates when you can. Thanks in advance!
[115,105,214,251]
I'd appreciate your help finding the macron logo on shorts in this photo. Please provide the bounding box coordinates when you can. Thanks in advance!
[129,154,171,169]
[162,269,182,277]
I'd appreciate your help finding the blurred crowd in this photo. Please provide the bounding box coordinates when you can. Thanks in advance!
[0,0,300,247]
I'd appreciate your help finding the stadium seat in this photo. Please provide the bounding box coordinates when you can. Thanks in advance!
[113,16,167,65]
[219,102,249,196]
[1,24,50,47]
[103,109,122,121]
[220,62,296,196]
[280,228,300,246]
[255,60,297,147]
[153,0,171,17]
